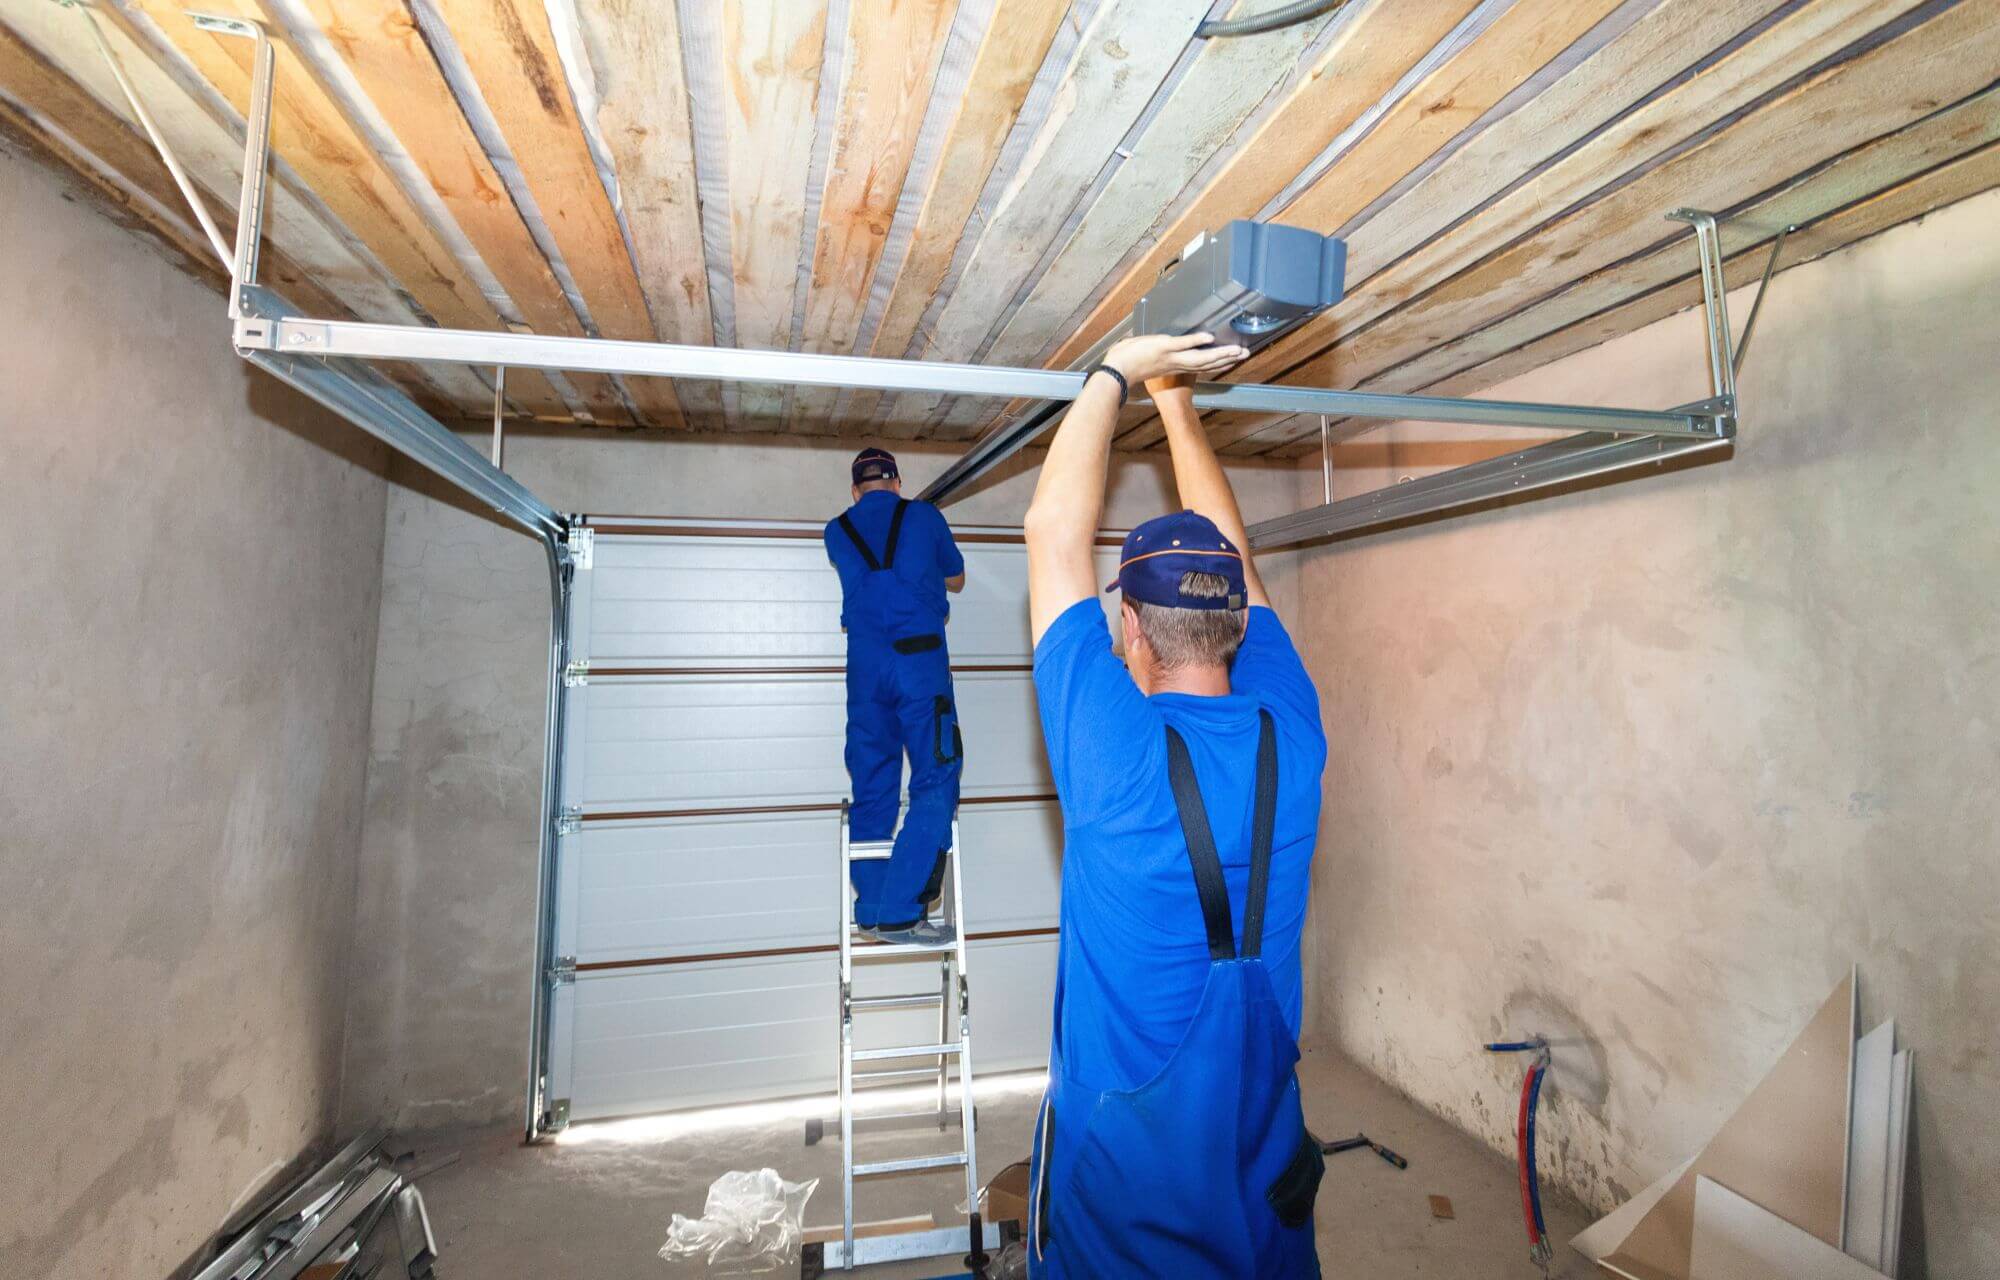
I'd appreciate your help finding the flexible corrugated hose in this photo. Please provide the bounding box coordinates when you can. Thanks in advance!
[1197,0,1347,39]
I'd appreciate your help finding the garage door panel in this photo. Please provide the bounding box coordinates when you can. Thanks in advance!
[586,535,1107,666]
[552,522,1072,1119]
[575,672,1053,811]
[568,803,1061,965]
[567,939,1055,1121]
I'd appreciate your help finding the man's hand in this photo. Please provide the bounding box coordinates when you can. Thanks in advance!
[1103,332,1248,385]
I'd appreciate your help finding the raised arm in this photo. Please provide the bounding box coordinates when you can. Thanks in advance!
[1149,375,1268,608]
[1025,334,1247,642]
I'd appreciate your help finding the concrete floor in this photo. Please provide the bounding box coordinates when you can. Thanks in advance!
[406,1044,1597,1277]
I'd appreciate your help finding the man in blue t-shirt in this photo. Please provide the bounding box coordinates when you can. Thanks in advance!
[1023,335,1328,1278]
[824,448,967,938]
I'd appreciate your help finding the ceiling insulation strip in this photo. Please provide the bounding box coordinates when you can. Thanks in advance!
[782,0,854,427]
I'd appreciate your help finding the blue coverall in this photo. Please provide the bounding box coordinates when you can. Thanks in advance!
[823,492,966,929]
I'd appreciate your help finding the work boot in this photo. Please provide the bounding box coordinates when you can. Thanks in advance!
[866,919,955,947]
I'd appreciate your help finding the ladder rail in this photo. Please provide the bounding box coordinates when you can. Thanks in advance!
[835,811,979,1270]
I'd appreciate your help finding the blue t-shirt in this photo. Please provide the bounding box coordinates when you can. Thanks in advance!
[1033,598,1326,1093]
[823,492,965,632]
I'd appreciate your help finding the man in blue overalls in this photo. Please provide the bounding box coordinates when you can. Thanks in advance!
[825,448,967,942]
[1022,334,1329,1277]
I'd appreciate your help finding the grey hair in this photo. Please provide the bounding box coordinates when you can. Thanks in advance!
[1130,571,1247,670]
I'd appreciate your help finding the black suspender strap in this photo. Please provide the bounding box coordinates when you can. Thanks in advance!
[836,513,880,571]
[837,499,911,572]
[1163,710,1280,963]
[882,499,910,570]
[1242,710,1278,958]
[1164,726,1237,962]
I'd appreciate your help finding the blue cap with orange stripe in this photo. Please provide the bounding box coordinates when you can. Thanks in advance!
[1106,510,1247,610]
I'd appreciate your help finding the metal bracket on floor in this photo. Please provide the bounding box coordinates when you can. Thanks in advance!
[540,1098,571,1134]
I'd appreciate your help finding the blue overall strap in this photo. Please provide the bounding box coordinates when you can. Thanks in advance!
[836,498,910,572]
[1162,710,1277,962]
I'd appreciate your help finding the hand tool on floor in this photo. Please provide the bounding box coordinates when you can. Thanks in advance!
[1319,1132,1408,1169]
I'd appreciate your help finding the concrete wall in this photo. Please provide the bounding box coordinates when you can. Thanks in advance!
[340,432,1301,1131]
[0,148,388,1276]
[1293,188,1999,1275]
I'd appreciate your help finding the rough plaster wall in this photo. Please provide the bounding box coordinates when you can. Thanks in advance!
[0,147,388,1277]
[1293,187,2000,1276]
[341,433,1300,1131]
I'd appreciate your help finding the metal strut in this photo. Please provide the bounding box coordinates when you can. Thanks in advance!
[1244,209,1746,550]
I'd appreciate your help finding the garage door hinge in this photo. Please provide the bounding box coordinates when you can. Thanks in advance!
[563,658,590,687]
[548,955,577,985]
[565,525,594,570]
[558,806,583,836]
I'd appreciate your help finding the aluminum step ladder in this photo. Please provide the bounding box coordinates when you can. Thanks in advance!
[825,807,995,1272]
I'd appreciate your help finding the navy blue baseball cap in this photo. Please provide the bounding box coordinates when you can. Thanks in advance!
[1107,510,1247,609]
[852,447,898,484]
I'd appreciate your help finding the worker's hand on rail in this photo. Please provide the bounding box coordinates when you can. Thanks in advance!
[1104,332,1248,385]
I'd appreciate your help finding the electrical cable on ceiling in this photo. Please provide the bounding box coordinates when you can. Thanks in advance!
[1197,0,1346,38]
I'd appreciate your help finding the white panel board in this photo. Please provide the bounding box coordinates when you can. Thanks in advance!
[1690,1177,1890,1280]
[550,522,1074,1119]
[574,669,1053,809]
[1844,1020,1896,1267]
[1573,1157,1697,1262]
[567,936,1057,1119]
[1881,1050,1912,1277]
[584,532,1118,666]
[568,802,1061,965]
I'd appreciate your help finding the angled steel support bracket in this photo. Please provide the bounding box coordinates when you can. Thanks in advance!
[1244,210,1745,550]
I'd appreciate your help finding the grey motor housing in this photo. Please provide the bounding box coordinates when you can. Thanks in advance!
[1130,220,1346,353]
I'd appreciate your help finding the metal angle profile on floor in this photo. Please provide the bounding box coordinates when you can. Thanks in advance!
[81,7,1762,1143]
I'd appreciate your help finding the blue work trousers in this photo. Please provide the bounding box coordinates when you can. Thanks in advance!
[844,637,962,928]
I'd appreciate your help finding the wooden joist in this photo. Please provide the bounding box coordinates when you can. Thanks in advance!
[937,0,1335,438]
[1169,0,1933,452]
[852,0,1068,437]
[293,0,597,421]
[1,7,482,410]
[430,0,686,429]
[1224,0,2000,454]
[708,0,829,426]
[572,0,718,424]
[1024,0,1487,389]
[881,0,1211,431]
[1261,102,2000,456]
[786,0,957,434]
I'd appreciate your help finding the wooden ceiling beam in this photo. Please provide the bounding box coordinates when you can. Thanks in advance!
[428,0,687,429]
[1024,0,1486,385]
[1262,134,2000,458]
[847,0,1068,432]
[1173,0,1929,452]
[286,0,615,423]
[940,0,1336,440]
[1219,0,2000,454]
[785,0,958,434]
[572,0,719,425]
[716,0,830,427]
[0,13,469,414]
[882,0,1210,433]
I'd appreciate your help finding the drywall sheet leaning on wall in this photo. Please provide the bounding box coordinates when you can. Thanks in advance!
[1689,1177,1889,1280]
[1843,1020,1897,1269]
[1594,971,1856,1280]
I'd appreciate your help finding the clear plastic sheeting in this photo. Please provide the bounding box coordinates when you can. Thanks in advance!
[658,1169,820,1274]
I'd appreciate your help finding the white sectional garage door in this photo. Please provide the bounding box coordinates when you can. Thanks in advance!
[542,516,1115,1122]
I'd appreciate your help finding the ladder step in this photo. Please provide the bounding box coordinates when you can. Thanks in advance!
[852,1067,945,1085]
[852,1153,968,1177]
[849,840,896,862]
[853,1042,961,1062]
[853,939,957,957]
[849,993,944,1010]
